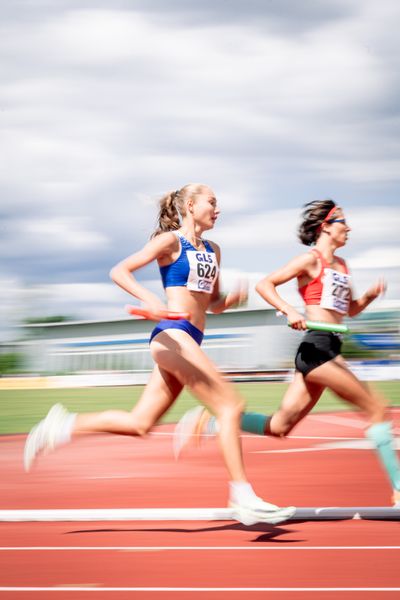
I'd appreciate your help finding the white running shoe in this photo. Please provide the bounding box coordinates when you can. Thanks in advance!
[173,405,211,459]
[24,403,70,472]
[23,423,44,473]
[229,497,296,526]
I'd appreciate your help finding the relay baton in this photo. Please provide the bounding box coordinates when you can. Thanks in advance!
[289,320,349,334]
[125,304,190,321]
[276,311,349,334]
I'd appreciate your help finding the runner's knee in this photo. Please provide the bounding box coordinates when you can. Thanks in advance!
[269,413,298,437]
[213,394,244,421]
[271,420,294,437]
[131,413,157,436]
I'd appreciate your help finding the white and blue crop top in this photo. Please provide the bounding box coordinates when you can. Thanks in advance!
[159,232,219,294]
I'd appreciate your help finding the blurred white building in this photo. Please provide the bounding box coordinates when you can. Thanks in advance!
[19,309,298,379]
[2,306,399,385]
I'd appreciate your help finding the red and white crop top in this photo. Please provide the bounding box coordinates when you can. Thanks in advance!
[298,249,351,315]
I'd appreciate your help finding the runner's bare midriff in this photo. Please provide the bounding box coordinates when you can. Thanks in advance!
[305,305,345,325]
[165,287,212,331]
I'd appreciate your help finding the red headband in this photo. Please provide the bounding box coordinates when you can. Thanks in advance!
[317,205,339,234]
[323,206,338,223]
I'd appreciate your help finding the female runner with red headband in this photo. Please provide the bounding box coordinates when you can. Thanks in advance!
[24,183,295,526]
[175,199,400,507]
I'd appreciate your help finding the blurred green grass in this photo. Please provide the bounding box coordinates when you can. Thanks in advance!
[0,381,399,434]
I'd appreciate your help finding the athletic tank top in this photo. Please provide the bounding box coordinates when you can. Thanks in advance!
[298,249,351,315]
[159,232,219,294]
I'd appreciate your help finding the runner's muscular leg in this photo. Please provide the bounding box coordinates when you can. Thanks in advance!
[306,355,400,493]
[268,371,325,436]
[305,357,386,423]
[74,365,183,435]
[150,329,246,481]
[333,354,389,412]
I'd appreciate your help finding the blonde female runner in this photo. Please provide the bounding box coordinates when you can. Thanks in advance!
[24,183,295,525]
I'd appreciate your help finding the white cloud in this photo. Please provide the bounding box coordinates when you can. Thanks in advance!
[214,209,299,248]
[346,208,400,245]
[349,247,400,269]
[213,206,400,251]
[0,0,399,329]
[23,219,108,249]
[311,157,400,183]
[43,11,149,65]
[0,218,109,260]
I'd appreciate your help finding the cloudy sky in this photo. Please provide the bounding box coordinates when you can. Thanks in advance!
[1,0,399,338]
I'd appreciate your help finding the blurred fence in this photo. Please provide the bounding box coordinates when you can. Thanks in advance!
[1,308,399,385]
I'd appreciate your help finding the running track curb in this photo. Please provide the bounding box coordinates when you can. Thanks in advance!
[0,507,399,521]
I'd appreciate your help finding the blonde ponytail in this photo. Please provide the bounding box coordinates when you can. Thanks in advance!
[151,183,209,238]
[152,190,182,238]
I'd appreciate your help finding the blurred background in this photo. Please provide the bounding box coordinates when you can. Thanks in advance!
[1,0,399,416]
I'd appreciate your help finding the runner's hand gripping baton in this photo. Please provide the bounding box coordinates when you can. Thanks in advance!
[276,311,349,334]
[295,320,349,334]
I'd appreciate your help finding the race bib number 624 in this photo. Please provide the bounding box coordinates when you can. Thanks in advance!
[187,251,219,294]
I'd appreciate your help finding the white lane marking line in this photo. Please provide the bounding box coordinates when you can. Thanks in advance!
[283,435,362,440]
[1,587,400,592]
[151,432,364,440]
[1,546,400,551]
[318,440,400,450]
[86,475,136,480]
[253,439,400,453]
[2,507,398,522]
[85,437,372,476]
[0,508,235,522]
[253,447,332,454]
[308,415,367,429]
[308,414,400,435]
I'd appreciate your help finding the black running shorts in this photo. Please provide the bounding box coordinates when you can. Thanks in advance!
[295,330,342,377]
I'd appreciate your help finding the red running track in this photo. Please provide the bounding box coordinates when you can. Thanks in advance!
[1,409,400,599]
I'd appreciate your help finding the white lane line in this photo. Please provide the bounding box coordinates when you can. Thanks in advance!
[5,506,398,522]
[253,447,332,454]
[253,439,400,453]
[308,415,368,429]
[0,508,235,522]
[1,546,400,551]
[151,432,363,440]
[283,435,362,440]
[318,440,400,450]
[1,587,400,592]
[84,437,372,478]
[86,475,136,480]
[308,414,400,435]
